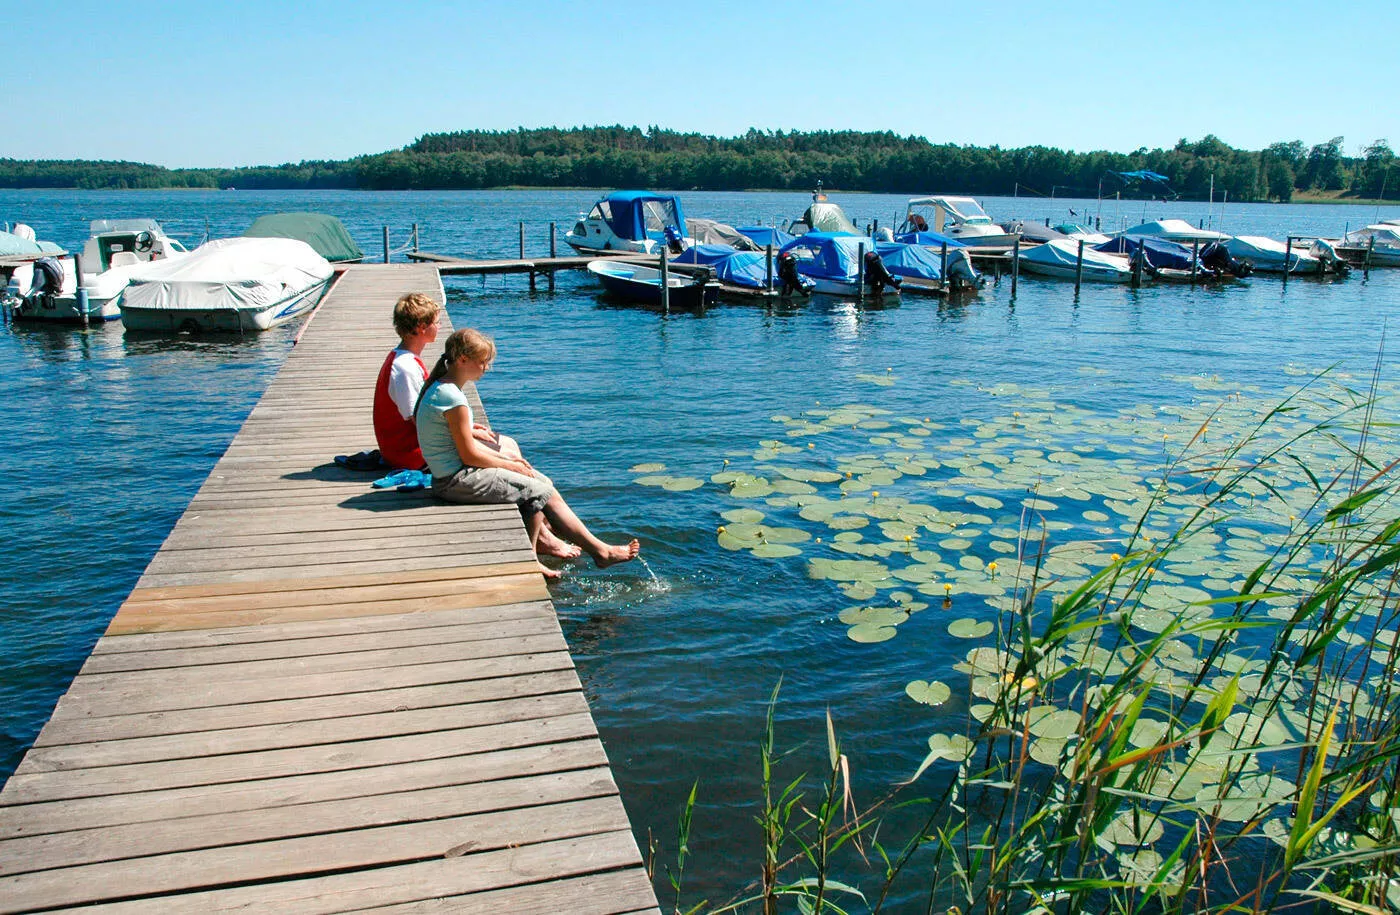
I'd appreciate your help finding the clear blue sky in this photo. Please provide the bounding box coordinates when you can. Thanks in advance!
[11,0,1397,168]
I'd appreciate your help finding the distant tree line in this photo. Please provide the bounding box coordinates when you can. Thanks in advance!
[1,129,1393,201]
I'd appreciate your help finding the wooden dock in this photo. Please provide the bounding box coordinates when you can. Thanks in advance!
[0,264,660,913]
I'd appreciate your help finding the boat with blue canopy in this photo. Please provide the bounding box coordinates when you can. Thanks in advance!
[672,244,808,292]
[564,191,688,255]
[778,232,903,296]
[876,242,979,292]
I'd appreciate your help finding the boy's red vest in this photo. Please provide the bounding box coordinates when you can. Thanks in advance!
[373,350,427,470]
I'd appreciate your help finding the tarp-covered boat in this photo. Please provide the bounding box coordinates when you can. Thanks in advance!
[779,232,895,295]
[243,212,363,262]
[737,226,797,249]
[1117,219,1229,243]
[119,237,334,332]
[685,219,760,251]
[1095,236,1194,270]
[1018,238,1135,283]
[1223,236,1326,274]
[0,226,64,257]
[876,242,979,291]
[894,230,966,249]
[672,244,799,291]
[565,191,688,254]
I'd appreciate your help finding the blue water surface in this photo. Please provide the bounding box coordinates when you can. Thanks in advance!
[2,188,1398,908]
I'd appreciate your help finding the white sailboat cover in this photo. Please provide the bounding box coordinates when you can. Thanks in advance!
[121,238,332,313]
[1023,238,1131,272]
[1120,219,1229,242]
[1224,235,1317,265]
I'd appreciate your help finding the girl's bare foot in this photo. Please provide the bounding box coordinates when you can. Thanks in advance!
[537,562,563,581]
[593,538,640,569]
[536,527,582,560]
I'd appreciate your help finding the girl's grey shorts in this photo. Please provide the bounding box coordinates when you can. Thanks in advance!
[432,466,555,515]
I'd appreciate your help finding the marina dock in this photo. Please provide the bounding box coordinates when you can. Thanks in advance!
[0,265,660,913]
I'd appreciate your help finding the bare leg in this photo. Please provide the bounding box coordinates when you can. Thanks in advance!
[541,492,639,568]
[524,511,562,580]
[486,435,579,559]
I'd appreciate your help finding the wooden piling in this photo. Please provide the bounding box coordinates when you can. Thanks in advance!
[1010,237,1020,296]
[1191,240,1200,284]
[765,244,774,291]
[412,224,419,253]
[518,223,525,260]
[857,242,866,303]
[1366,236,1375,279]
[382,226,390,264]
[1075,240,1084,293]
[548,223,557,291]
[74,253,88,328]
[659,249,670,313]
[1283,237,1292,282]
[940,242,948,289]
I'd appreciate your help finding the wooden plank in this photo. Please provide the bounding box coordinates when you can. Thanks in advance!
[70,832,650,914]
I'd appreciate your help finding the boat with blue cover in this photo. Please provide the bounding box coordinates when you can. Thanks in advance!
[672,244,810,293]
[586,259,717,309]
[565,192,689,255]
[778,232,896,296]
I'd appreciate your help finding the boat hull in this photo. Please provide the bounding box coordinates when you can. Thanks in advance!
[1018,261,1133,283]
[9,293,122,322]
[120,279,331,333]
[1336,245,1400,268]
[587,261,716,309]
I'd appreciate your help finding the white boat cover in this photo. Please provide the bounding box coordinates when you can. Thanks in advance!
[1022,238,1131,274]
[1120,219,1230,242]
[1224,235,1319,267]
[685,218,761,251]
[121,238,332,314]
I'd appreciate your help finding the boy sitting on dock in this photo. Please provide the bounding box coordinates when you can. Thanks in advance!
[374,293,580,559]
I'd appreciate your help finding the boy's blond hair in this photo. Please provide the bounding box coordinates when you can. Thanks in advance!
[392,293,441,337]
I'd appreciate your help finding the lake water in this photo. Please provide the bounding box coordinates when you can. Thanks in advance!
[2,188,1398,908]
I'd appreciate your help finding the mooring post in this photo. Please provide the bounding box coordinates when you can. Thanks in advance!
[857,242,866,303]
[518,222,525,260]
[74,253,89,328]
[1045,217,1050,228]
[1365,235,1374,278]
[548,222,557,291]
[940,242,948,289]
[412,224,419,253]
[1130,244,1141,288]
[1075,239,1085,293]
[1010,237,1021,296]
[765,244,774,292]
[382,226,390,264]
[1191,240,1200,284]
[659,248,670,313]
[1283,237,1292,283]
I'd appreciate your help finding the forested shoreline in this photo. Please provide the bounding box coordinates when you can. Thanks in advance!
[1,128,1393,202]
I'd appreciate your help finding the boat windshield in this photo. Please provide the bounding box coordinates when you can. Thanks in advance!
[90,218,162,235]
[641,199,681,233]
[588,201,612,222]
[941,198,992,225]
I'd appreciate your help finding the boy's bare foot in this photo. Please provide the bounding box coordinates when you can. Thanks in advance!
[593,539,641,569]
[537,562,563,581]
[537,527,582,560]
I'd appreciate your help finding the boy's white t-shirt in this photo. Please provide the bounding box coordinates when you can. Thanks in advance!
[386,348,427,420]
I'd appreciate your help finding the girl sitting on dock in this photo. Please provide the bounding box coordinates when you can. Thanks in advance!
[414,328,640,577]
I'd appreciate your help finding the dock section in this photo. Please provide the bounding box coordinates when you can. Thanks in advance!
[0,265,660,913]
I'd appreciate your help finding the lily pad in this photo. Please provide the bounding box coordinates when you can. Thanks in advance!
[847,622,897,643]
[905,680,951,706]
[948,618,993,639]
[662,477,704,491]
[629,463,667,473]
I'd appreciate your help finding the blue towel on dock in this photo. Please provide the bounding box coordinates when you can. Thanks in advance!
[371,469,431,492]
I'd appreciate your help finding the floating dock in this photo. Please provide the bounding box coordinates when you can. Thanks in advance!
[0,264,660,913]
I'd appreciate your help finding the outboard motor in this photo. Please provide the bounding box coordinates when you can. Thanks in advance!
[31,257,65,297]
[1200,243,1252,278]
[945,249,982,289]
[663,225,685,255]
[872,226,894,243]
[1310,238,1350,275]
[776,252,809,297]
[863,250,901,295]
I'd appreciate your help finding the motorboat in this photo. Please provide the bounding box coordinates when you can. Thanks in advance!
[1116,219,1230,244]
[3,219,187,323]
[586,259,717,309]
[877,242,979,293]
[897,196,1018,247]
[1018,239,1135,283]
[778,232,899,296]
[1222,236,1345,275]
[1097,236,1239,283]
[684,218,760,251]
[243,212,363,262]
[564,191,688,255]
[1337,224,1400,267]
[786,186,860,236]
[118,237,334,332]
[1053,223,1112,245]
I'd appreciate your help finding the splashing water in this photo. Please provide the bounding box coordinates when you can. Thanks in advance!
[637,557,671,594]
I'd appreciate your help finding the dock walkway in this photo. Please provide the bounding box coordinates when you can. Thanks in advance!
[0,265,659,913]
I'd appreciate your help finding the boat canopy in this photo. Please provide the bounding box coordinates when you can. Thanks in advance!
[875,242,950,281]
[800,202,858,235]
[907,196,994,226]
[121,238,332,314]
[685,218,759,250]
[1095,236,1194,270]
[779,232,873,281]
[0,230,64,257]
[243,212,363,262]
[1344,225,1400,247]
[737,226,796,248]
[894,230,965,248]
[1119,219,1229,241]
[673,244,778,289]
[590,192,687,244]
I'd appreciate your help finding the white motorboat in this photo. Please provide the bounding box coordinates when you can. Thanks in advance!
[1222,236,1337,275]
[1117,219,1230,244]
[897,196,1018,247]
[1018,239,1136,283]
[1338,224,1400,267]
[563,191,689,255]
[118,237,334,333]
[3,219,187,322]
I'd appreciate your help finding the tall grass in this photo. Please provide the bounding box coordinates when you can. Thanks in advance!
[670,372,1400,913]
